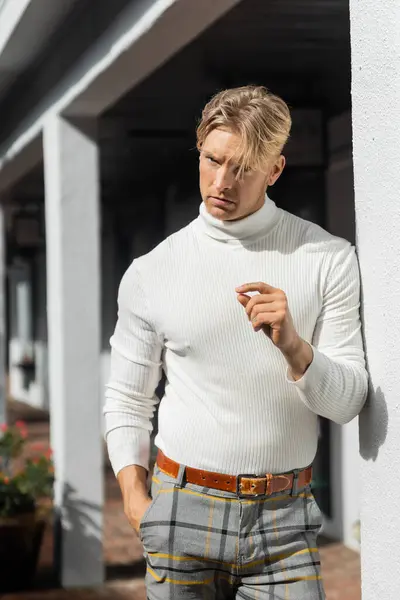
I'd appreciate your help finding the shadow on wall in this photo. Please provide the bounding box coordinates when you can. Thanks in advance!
[359,385,388,461]
[358,273,389,461]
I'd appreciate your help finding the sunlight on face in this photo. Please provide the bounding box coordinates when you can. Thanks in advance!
[199,128,285,221]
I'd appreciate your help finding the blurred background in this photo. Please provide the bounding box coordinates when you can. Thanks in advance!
[0,0,361,598]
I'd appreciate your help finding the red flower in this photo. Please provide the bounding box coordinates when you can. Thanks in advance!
[15,420,26,429]
[45,448,53,459]
[20,427,28,439]
[3,476,9,484]
[32,457,40,465]
[0,423,8,432]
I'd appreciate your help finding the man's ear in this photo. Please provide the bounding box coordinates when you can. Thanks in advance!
[268,155,286,187]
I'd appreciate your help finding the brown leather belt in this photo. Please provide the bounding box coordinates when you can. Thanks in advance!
[156,450,313,498]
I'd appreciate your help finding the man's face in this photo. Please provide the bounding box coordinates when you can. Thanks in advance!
[199,128,285,221]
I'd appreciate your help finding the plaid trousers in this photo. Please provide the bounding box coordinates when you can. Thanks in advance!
[139,464,325,599]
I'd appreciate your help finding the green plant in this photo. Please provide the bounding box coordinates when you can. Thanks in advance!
[0,422,53,519]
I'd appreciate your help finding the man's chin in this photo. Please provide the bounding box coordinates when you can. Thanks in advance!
[205,202,237,221]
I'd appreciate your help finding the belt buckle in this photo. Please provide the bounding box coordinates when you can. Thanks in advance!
[236,473,267,498]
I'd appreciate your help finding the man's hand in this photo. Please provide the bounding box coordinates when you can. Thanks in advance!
[117,465,152,533]
[235,282,313,380]
[235,281,297,349]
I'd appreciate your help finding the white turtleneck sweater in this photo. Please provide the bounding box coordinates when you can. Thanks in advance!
[104,198,368,477]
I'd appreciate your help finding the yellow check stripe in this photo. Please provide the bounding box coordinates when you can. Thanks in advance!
[147,566,214,586]
[241,547,319,570]
[149,552,235,568]
[158,487,235,502]
[152,475,161,485]
[148,547,318,571]
[157,486,313,505]
[147,566,236,586]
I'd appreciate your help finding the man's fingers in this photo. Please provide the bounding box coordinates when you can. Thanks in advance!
[244,294,280,318]
[249,302,278,320]
[236,282,275,294]
[251,312,277,331]
[237,293,251,308]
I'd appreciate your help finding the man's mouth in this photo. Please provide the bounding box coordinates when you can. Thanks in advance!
[209,196,235,206]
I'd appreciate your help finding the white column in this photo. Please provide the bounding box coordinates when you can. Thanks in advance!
[43,115,103,587]
[0,205,6,426]
[350,2,400,598]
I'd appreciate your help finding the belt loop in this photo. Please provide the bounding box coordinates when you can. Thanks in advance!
[291,470,299,497]
[175,463,186,489]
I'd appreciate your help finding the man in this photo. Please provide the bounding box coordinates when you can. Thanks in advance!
[104,85,368,599]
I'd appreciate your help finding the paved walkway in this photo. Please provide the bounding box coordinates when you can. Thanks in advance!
[4,401,361,600]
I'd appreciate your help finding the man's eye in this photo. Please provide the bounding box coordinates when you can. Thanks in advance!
[234,165,251,176]
[207,156,217,164]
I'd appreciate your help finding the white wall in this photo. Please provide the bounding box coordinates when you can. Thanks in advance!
[350,0,400,596]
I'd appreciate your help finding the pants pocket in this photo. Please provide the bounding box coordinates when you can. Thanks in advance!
[309,489,323,529]
[139,473,163,542]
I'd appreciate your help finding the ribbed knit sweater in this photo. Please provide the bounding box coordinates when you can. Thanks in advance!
[104,197,368,477]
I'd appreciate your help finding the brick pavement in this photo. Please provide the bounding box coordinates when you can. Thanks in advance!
[4,401,361,600]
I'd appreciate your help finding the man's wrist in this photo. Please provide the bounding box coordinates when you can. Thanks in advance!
[281,336,313,381]
[117,464,149,498]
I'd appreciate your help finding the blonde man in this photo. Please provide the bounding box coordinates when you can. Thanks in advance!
[104,86,367,599]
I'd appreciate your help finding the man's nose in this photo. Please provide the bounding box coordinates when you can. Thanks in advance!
[214,166,234,192]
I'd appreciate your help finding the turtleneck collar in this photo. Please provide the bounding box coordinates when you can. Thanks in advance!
[195,195,280,245]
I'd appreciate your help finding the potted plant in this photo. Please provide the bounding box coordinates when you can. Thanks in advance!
[0,420,54,592]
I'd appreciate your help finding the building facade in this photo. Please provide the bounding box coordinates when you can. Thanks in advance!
[0,0,394,597]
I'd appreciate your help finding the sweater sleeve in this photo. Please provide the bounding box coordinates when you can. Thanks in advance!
[104,260,162,475]
[287,241,368,424]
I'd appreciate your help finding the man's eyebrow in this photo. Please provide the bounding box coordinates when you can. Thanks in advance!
[202,148,230,164]
[202,148,242,170]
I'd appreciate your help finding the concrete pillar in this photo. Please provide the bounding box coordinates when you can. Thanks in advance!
[43,115,103,587]
[0,205,6,425]
[350,1,399,597]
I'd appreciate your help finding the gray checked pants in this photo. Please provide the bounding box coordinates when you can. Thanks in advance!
[139,465,325,599]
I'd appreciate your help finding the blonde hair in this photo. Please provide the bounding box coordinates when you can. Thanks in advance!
[197,85,291,177]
